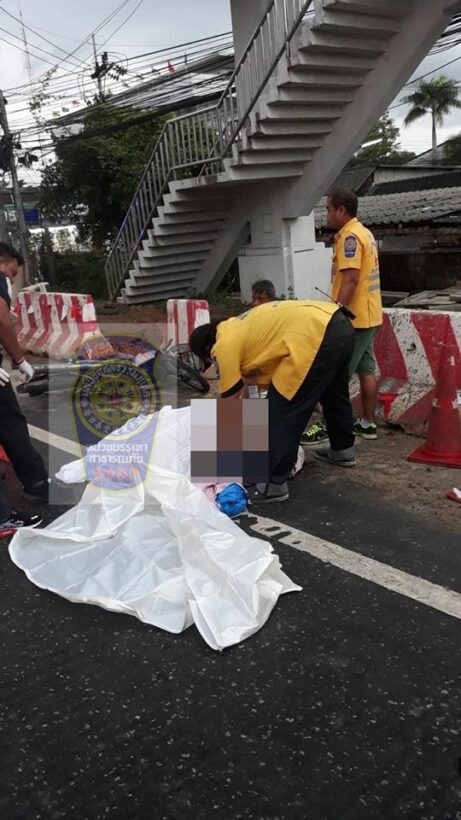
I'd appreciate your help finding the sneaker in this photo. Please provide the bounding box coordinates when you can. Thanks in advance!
[314,447,356,468]
[0,509,42,536]
[247,482,289,504]
[23,478,74,505]
[300,422,329,447]
[353,420,378,440]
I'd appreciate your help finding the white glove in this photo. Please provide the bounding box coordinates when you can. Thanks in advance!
[17,359,34,383]
[0,367,10,386]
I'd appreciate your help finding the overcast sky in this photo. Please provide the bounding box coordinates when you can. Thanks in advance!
[1,0,461,158]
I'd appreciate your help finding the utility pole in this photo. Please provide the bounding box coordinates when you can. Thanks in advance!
[92,35,104,100]
[0,91,30,284]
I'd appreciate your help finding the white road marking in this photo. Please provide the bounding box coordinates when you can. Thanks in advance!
[28,424,461,621]
[251,517,461,621]
[28,424,82,458]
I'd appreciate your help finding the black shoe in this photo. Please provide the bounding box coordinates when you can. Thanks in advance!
[23,478,74,505]
[0,509,42,533]
[23,479,51,501]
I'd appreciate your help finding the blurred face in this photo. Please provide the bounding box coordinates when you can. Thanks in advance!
[326,198,350,232]
[251,290,272,307]
[0,257,19,281]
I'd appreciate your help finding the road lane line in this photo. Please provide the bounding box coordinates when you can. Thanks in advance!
[250,517,461,621]
[28,425,82,458]
[28,423,461,620]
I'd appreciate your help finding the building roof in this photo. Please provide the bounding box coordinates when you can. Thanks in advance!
[315,187,461,229]
[327,164,376,196]
[370,169,461,195]
[405,141,450,166]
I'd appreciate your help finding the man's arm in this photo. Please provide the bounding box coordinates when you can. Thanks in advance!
[335,268,359,307]
[0,298,24,363]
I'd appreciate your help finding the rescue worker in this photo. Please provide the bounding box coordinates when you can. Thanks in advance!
[251,279,276,307]
[302,188,383,447]
[189,300,355,504]
[0,244,50,505]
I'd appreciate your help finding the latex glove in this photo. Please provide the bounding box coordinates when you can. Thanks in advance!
[0,367,10,386]
[17,359,34,383]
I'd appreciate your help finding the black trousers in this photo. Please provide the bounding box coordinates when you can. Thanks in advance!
[0,379,48,490]
[267,311,355,484]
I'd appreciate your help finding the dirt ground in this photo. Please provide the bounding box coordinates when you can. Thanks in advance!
[297,422,460,533]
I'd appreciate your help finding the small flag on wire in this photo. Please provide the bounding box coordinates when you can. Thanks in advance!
[167,60,175,74]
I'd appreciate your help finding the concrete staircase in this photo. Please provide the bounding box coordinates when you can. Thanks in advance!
[107,0,461,304]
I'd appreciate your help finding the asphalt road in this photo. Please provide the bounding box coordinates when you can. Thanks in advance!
[0,386,460,820]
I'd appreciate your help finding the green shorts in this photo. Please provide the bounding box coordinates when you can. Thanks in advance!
[349,326,380,378]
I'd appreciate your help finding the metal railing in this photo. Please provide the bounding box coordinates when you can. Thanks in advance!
[106,0,313,299]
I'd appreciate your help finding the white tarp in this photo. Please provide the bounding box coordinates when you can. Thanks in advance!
[9,407,301,650]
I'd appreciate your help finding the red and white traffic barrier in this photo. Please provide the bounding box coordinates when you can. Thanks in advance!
[351,309,461,434]
[166,299,210,347]
[14,292,101,360]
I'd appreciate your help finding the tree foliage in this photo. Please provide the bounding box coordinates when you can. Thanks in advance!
[352,113,415,165]
[40,104,170,247]
[402,75,461,158]
[443,132,461,164]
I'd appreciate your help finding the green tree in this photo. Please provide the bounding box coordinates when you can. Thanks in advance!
[40,103,170,247]
[352,113,415,165]
[402,74,461,161]
[443,132,461,164]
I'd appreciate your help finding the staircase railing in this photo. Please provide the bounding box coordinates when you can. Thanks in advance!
[106,0,313,299]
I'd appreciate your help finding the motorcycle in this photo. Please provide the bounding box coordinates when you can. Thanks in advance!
[17,340,210,398]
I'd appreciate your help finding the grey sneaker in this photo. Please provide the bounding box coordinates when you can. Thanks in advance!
[247,482,289,503]
[314,447,356,468]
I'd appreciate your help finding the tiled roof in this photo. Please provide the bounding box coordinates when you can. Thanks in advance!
[315,187,461,228]
[327,164,376,195]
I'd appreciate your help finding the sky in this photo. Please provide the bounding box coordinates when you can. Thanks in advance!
[0,0,461,167]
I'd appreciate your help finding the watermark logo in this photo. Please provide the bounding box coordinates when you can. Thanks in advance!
[70,335,163,491]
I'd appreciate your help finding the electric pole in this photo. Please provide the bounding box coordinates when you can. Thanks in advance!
[92,35,104,100]
[0,91,30,284]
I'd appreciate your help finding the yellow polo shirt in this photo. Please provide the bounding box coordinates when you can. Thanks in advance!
[331,217,383,329]
[212,300,339,400]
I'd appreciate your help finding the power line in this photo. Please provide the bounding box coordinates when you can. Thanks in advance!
[3,0,134,93]
[96,0,146,50]
[0,5,86,69]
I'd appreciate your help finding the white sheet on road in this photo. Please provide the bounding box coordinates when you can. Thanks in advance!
[9,406,301,650]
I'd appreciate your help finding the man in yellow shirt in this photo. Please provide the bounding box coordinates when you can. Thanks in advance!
[302,188,383,447]
[189,300,355,503]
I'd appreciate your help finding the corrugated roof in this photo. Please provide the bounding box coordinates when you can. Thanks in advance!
[315,187,461,228]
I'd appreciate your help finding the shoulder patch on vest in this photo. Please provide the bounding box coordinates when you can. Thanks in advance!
[344,235,357,258]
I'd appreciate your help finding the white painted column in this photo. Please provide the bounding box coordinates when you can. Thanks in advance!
[238,209,331,303]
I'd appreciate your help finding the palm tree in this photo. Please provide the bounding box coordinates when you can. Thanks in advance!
[402,75,461,162]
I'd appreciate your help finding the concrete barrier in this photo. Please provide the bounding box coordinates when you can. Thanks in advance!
[351,308,461,435]
[166,299,210,347]
[14,292,101,360]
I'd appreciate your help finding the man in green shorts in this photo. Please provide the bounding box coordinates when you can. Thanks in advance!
[303,188,383,448]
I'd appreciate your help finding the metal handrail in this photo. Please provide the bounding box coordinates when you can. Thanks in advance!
[106,0,313,300]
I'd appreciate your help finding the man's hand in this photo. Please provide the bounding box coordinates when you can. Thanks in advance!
[0,366,10,386]
[16,358,34,382]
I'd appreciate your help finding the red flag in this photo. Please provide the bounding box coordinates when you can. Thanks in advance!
[167,60,175,74]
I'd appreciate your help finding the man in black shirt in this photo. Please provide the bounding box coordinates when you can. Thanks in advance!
[0,243,49,526]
